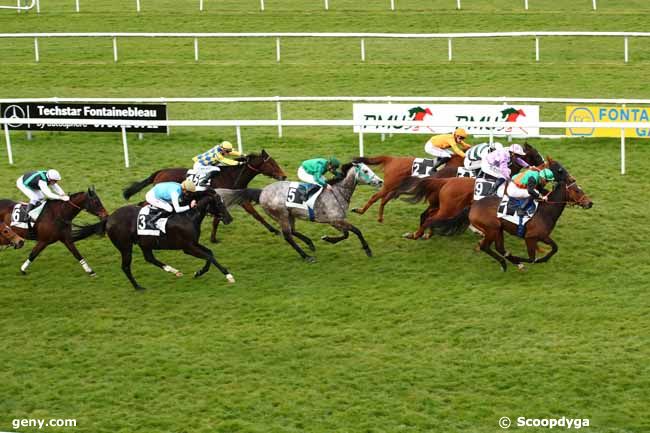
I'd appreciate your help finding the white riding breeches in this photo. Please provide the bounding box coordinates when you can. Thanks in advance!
[506,183,530,199]
[424,141,453,158]
[297,166,318,184]
[145,190,173,213]
[16,177,44,205]
[192,162,220,175]
[480,160,505,179]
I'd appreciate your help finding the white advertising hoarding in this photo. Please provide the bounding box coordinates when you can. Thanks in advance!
[353,103,539,137]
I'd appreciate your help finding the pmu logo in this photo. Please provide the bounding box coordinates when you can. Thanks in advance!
[408,106,433,131]
[2,105,27,128]
[501,107,527,133]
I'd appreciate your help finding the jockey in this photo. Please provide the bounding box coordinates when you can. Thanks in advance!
[145,180,197,215]
[16,169,69,211]
[507,167,555,215]
[297,157,341,191]
[424,127,472,171]
[192,140,243,175]
[480,143,527,193]
[463,141,504,173]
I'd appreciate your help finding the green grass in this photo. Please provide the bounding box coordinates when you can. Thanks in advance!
[1,2,649,433]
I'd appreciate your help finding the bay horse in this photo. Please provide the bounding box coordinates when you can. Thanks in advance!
[0,188,109,275]
[469,159,593,271]
[0,221,25,249]
[122,150,287,242]
[256,162,383,262]
[351,154,464,222]
[398,143,544,239]
[73,190,234,291]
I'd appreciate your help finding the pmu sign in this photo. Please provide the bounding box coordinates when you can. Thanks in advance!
[0,103,168,133]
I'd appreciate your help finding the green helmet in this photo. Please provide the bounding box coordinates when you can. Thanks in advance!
[540,168,555,181]
[328,157,340,169]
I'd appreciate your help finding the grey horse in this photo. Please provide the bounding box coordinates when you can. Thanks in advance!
[258,162,383,262]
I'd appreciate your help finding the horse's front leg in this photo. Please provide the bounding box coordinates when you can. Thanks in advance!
[533,236,558,263]
[210,215,221,243]
[329,220,372,257]
[352,189,385,215]
[241,201,280,235]
[184,243,235,283]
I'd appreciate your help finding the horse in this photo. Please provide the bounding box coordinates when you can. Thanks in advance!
[350,154,464,223]
[0,221,25,249]
[72,190,234,291]
[0,187,109,275]
[398,143,545,240]
[468,159,593,271]
[256,162,383,262]
[122,150,287,242]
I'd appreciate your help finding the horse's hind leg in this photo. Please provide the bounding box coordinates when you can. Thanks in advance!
[61,235,96,277]
[352,189,386,215]
[241,201,280,235]
[140,246,182,277]
[19,240,48,275]
[321,229,349,244]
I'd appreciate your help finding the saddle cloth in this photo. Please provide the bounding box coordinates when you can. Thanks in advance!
[286,182,324,216]
[473,177,506,201]
[411,158,436,178]
[497,195,539,227]
[185,169,215,191]
[10,202,45,229]
[137,205,169,236]
[456,167,478,178]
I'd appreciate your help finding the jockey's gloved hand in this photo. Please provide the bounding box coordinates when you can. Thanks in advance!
[62,195,70,201]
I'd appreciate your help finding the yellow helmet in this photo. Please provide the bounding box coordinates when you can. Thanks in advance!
[181,179,197,193]
[220,141,234,151]
[454,128,468,139]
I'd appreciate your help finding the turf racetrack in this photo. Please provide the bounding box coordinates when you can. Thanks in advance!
[1,2,649,432]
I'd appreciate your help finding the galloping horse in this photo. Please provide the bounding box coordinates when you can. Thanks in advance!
[398,143,544,239]
[0,221,25,249]
[351,154,464,222]
[256,162,383,262]
[0,188,108,275]
[469,159,593,271]
[122,150,287,242]
[73,191,234,290]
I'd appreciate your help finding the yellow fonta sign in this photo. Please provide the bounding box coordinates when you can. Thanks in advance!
[566,106,650,138]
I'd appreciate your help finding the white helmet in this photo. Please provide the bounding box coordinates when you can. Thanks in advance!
[46,169,61,181]
[508,143,526,156]
[489,142,504,151]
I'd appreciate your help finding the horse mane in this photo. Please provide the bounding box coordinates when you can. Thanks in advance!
[328,163,354,185]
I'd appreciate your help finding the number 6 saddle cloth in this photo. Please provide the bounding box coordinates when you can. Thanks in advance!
[11,202,46,229]
[137,205,169,236]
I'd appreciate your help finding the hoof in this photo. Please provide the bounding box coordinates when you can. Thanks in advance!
[402,232,416,240]
[210,238,220,244]
[135,286,146,291]
[351,208,361,214]
[304,256,316,263]
[421,234,431,240]
[174,271,183,277]
[89,272,97,278]
[517,263,526,271]
[364,248,373,258]
[193,271,202,279]
[226,273,235,283]
[377,218,384,223]
[20,270,27,276]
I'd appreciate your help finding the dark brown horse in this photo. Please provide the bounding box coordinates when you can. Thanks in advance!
[73,190,233,291]
[0,221,25,249]
[0,188,108,275]
[398,143,544,239]
[469,159,593,271]
[122,150,287,242]
[351,154,464,222]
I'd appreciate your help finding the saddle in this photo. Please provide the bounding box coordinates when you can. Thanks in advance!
[10,201,46,229]
[137,205,169,236]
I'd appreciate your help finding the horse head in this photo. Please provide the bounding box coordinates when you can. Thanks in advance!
[249,150,287,180]
[207,192,233,225]
[523,142,545,167]
[546,158,593,209]
[85,186,110,219]
[0,222,24,249]
[351,162,383,187]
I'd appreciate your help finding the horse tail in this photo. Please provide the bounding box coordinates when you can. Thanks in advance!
[426,207,470,236]
[352,156,388,166]
[214,188,262,206]
[71,219,107,242]
[399,178,447,204]
[122,171,161,200]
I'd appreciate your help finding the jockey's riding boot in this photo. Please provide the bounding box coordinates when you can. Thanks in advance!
[517,197,533,216]
[433,157,451,171]
[491,177,506,195]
